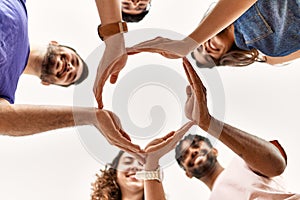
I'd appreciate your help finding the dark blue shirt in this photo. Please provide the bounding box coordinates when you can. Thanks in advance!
[0,0,30,104]
[234,0,300,57]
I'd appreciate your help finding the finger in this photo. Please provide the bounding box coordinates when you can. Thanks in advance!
[186,85,192,97]
[113,137,141,152]
[144,131,177,153]
[94,65,111,109]
[183,59,206,102]
[126,47,143,55]
[131,36,164,49]
[119,129,131,141]
[109,54,128,84]
[183,58,204,89]
[110,71,119,84]
[107,110,121,127]
[185,85,195,120]
[182,58,193,85]
[175,121,194,137]
[161,131,175,140]
[106,111,133,142]
[144,138,164,149]
[128,152,146,165]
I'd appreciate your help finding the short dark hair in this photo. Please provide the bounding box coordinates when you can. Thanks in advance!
[175,134,213,169]
[122,11,149,22]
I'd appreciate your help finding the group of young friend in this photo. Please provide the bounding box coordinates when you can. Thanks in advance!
[0,0,299,199]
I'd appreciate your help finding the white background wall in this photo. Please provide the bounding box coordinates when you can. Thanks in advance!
[0,0,299,199]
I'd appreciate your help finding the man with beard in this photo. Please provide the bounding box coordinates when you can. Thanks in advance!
[2,41,88,104]
[174,58,299,199]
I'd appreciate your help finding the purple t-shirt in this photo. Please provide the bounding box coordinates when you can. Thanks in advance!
[0,0,30,104]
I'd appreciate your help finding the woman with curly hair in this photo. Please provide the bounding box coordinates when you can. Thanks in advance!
[91,151,144,200]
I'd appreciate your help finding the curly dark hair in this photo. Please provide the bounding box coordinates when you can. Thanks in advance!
[91,151,145,200]
[91,151,124,200]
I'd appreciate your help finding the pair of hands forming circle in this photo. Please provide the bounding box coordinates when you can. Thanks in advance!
[93,39,212,164]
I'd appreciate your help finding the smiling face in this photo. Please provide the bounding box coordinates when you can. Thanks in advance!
[179,139,218,179]
[116,152,144,194]
[121,0,151,15]
[40,43,83,86]
[192,25,235,67]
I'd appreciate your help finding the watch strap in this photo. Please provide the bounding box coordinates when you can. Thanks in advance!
[135,166,163,182]
[97,21,128,41]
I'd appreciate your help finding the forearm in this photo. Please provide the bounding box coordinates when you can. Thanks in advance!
[266,50,300,65]
[95,0,122,25]
[0,104,96,136]
[188,0,257,45]
[144,180,166,200]
[207,117,286,177]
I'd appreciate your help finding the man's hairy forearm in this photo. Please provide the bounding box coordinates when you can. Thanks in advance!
[207,117,286,177]
[0,104,96,136]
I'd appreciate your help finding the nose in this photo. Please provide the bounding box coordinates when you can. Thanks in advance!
[129,165,142,173]
[132,0,139,5]
[66,63,74,71]
[199,43,210,55]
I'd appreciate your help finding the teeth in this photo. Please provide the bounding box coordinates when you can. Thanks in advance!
[210,41,218,50]
[194,156,204,164]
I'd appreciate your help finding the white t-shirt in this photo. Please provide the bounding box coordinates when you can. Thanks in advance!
[209,156,300,200]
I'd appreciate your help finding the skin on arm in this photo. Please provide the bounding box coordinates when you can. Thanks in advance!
[0,99,94,136]
[142,122,194,200]
[266,50,300,65]
[128,0,258,59]
[188,0,257,45]
[182,58,286,177]
[0,98,141,153]
[94,0,128,109]
[95,0,122,26]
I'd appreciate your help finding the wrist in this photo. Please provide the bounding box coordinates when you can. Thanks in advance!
[182,36,200,55]
[204,116,224,137]
[98,21,127,41]
[72,107,97,126]
[104,34,126,57]
[144,160,159,171]
[135,165,164,182]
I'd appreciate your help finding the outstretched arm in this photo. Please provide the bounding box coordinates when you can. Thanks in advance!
[188,0,257,45]
[183,58,286,177]
[127,0,258,59]
[0,99,94,136]
[0,98,141,153]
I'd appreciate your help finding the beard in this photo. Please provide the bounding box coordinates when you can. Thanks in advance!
[40,45,58,83]
[189,151,217,179]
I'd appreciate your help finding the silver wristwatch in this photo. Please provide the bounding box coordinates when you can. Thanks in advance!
[135,166,164,182]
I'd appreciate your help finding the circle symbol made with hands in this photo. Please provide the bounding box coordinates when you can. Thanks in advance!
[73,28,226,168]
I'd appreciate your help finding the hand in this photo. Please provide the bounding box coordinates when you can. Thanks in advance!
[93,34,128,109]
[94,109,142,154]
[127,36,199,59]
[183,57,212,131]
[143,122,194,170]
